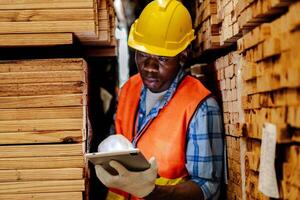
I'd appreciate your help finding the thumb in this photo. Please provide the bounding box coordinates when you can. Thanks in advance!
[109,160,128,176]
[149,157,157,170]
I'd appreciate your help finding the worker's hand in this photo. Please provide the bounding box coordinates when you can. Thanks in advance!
[95,157,157,198]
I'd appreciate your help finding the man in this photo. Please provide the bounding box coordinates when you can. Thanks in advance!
[95,0,225,199]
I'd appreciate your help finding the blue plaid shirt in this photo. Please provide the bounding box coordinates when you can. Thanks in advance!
[133,69,224,199]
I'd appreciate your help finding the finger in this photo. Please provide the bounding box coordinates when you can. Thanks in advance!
[109,160,128,176]
[95,165,113,185]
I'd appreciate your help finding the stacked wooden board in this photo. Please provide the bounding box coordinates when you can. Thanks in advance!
[0,0,117,56]
[0,58,88,200]
[83,0,117,57]
[196,0,300,199]
[217,0,241,46]
[215,52,244,199]
[194,0,292,56]
[194,0,223,56]
[238,2,300,198]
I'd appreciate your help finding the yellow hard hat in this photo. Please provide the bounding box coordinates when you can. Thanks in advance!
[128,0,195,57]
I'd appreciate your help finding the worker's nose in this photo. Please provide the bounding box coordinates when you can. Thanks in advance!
[144,57,159,73]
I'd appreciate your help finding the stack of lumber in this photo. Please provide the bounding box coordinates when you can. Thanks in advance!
[226,135,243,200]
[213,0,292,50]
[194,0,300,199]
[80,0,116,47]
[0,0,117,55]
[244,139,269,200]
[238,1,300,199]
[0,58,88,200]
[282,145,300,199]
[217,0,241,46]
[215,51,243,199]
[236,0,292,34]
[216,51,242,137]
[194,0,222,55]
[83,0,117,57]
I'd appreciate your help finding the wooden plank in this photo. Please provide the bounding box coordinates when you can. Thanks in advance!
[0,9,94,22]
[0,192,83,200]
[0,0,93,10]
[0,82,85,97]
[0,107,83,120]
[0,143,83,158]
[0,82,84,97]
[0,168,83,182]
[99,19,110,31]
[0,70,83,84]
[0,21,96,35]
[0,156,84,170]
[84,46,117,57]
[0,180,85,194]
[0,94,84,108]
[262,37,281,59]
[98,9,109,20]
[0,58,84,73]
[0,130,83,145]
[0,33,73,47]
[0,118,83,133]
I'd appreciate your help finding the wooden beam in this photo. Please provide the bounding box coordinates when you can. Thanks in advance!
[85,46,117,57]
[0,9,94,22]
[0,118,84,132]
[0,21,96,35]
[0,33,73,47]
[0,70,83,84]
[0,168,83,182]
[0,58,85,73]
[0,192,83,200]
[0,0,93,10]
[0,107,83,120]
[0,156,84,170]
[0,94,84,108]
[0,82,84,97]
[0,143,83,158]
[0,180,85,194]
[0,130,83,145]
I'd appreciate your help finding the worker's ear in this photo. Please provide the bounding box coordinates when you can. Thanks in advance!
[178,49,189,67]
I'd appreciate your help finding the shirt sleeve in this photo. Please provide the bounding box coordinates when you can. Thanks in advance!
[185,97,224,199]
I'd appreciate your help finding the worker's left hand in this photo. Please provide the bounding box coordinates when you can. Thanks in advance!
[95,157,157,198]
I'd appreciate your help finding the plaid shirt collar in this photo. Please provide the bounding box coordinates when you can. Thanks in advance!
[136,69,186,135]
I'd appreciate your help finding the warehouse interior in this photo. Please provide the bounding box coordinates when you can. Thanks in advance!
[0,0,299,199]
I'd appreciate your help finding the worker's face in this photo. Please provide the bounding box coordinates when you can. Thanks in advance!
[135,51,181,93]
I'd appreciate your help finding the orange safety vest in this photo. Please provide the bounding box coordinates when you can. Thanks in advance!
[107,74,211,200]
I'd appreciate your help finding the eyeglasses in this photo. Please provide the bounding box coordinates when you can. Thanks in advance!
[135,51,177,64]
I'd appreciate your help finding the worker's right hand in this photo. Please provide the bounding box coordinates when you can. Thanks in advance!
[95,157,157,198]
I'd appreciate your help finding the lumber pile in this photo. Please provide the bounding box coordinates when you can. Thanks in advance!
[281,145,300,200]
[208,0,300,198]
[217,0,241,46]
[238,1,300,199]
[215,51,244,199]
[194,0,223,55]
[83,0,117,57]
[0,58,88,200]
[219,0,291,48]
[0,0,117,55]
[216,51,242,137]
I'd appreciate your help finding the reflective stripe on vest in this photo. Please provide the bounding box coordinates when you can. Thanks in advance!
[110,74,211,199]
